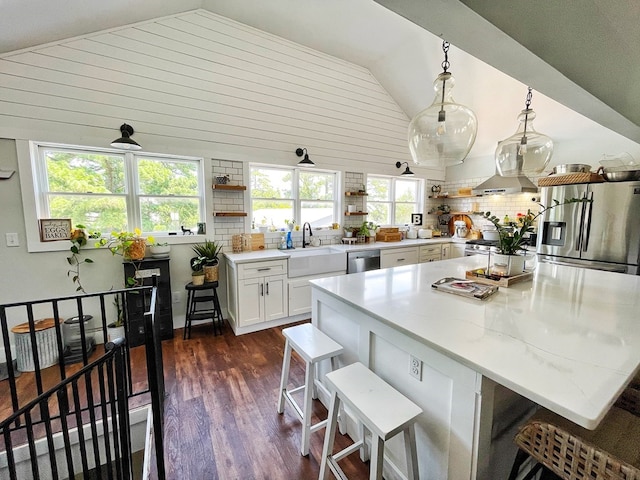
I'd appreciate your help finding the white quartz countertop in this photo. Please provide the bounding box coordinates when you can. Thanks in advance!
[310,257,640,429]
[224,238,465,264]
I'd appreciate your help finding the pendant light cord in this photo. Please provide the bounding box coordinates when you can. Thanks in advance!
[438,41,450,120]
[521,87,533,144]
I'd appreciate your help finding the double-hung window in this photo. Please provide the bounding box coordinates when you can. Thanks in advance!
[250,165,338,228]
[366,175,423,225]
[32,143,204,236]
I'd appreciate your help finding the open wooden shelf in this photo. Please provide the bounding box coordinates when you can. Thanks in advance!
[345,191,368,196]
[344,211,368,216]
[213,184,246,191]
[214,212,247,217]
[428,211,475,216]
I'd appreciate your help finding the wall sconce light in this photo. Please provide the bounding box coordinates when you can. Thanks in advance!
[408,41,477,168]
[295,147,315,167]
[111,123,142,150]
[395,161,415,176]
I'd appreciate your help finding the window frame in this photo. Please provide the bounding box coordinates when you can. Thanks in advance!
[19,140,206,252]
[366,174,424,226]
[249,163,340,228]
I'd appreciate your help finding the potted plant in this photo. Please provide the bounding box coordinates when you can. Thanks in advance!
[359,221,378,243]
[190,257,206,285]
[107,294,126,342]
[478,198,588,276]
[96,228,155,286]
[191,240,223,282]
[343,226,355,238]
[66,224,100,293]
[149,242,171,258]
[97,228,155,261]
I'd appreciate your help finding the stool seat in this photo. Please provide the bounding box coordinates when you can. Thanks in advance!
[184,281,224,339]
[278,323,344,456]
[320,362,422,480]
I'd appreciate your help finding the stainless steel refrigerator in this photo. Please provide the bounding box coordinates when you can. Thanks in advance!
[537,181,640,274]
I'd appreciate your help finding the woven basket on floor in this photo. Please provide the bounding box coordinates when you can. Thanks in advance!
[514,407,640,480]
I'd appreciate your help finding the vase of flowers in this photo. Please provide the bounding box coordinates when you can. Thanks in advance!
[478,198,588,276]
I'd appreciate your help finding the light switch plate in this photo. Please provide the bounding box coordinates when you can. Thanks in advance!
[6,233,19,247]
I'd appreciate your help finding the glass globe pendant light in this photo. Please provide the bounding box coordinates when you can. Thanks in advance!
[408,41,478,168]
[495,87,553,177]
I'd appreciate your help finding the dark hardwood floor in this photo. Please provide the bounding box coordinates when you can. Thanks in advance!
[159,320,370,480]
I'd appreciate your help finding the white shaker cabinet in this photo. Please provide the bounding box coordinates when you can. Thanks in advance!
[441,243,451,259]
[380,246,419,269]
[226,258,288,332]
[419,244,442,263]
[450,243,466,259]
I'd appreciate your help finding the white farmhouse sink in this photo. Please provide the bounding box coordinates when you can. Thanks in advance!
[283,247,347,278]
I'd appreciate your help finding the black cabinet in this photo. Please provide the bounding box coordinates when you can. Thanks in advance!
[123,258,174,347]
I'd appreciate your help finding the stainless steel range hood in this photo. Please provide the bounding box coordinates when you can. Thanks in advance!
[472,172,538,195]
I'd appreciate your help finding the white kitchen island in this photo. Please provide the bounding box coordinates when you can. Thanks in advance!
[310,256,640,480]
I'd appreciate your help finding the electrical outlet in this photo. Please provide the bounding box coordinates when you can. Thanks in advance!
[409,355,422,381]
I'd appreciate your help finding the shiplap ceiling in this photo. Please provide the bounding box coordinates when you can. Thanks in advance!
[1,0,639,161]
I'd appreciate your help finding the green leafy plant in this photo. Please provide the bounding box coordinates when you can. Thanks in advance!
[478,198,590,255]
[191,240,223,266]
[358,221,378,237]
[111,294,125,328]
[96,228,155,286]
[66,224,100,293]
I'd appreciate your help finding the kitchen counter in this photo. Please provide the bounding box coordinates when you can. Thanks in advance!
[312,256,640,428]
[310,257,640,478]
[224,237,465,264]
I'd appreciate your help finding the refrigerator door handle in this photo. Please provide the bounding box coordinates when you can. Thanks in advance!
[575,193,588,252]
[582,192,594,252]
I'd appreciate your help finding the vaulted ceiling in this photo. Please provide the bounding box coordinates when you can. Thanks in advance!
[1,0,639,162]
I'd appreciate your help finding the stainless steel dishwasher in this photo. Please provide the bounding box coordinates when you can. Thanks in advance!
[347,249,381,273]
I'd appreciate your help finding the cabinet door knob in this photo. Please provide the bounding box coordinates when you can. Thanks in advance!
[260,283,264,296]
[265,282,270,295]
[257,267,271,272]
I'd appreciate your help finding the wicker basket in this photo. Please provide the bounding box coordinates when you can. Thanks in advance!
[538,172,604,186]
[512,407,640,480]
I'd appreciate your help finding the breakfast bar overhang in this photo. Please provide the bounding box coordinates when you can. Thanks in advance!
[310,256,640,479]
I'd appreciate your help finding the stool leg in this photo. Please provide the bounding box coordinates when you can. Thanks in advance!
[277,340,292,414]
[329,356,346,435]
[183,289,192,340]
[319,391,340,480]
[359,422,369,462]
[300,359,315,456]
[369,435,384,480]
[404,425,419,480]
[212,288,223,335]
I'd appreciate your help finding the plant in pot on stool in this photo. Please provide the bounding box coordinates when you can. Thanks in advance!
[190,257,206,286]
[149,242,170,258]
[479,198,589,276]
[191,240,223,283]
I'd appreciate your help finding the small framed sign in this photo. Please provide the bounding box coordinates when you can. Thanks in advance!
[411,213,423,226]
[39,218,72,242]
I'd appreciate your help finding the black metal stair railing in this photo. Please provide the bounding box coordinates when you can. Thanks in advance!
[0,279,166,479]
[0,338,131,480]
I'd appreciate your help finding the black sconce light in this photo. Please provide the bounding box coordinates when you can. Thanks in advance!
[111,123,142,150]
[295,147,315,167]
[395,161,415,176]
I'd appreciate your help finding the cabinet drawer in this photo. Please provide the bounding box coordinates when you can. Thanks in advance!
[419,244,442,262]
[380,247,419,269]
[238,259,287,279]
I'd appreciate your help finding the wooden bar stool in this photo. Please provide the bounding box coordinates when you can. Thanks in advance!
[277,323,344,456]
[184,281,224,339]
[319,362,422,480]
[507,406,640,480]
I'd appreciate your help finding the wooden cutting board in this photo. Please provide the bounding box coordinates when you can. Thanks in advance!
[251,233,265,250]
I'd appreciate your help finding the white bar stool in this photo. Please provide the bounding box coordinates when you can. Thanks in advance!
[319,362,422,480]
[277,323,344,456]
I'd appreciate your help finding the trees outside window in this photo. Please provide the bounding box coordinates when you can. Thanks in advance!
[250,165,339,228]
[367,175,423,226]
[35,144,204,235]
